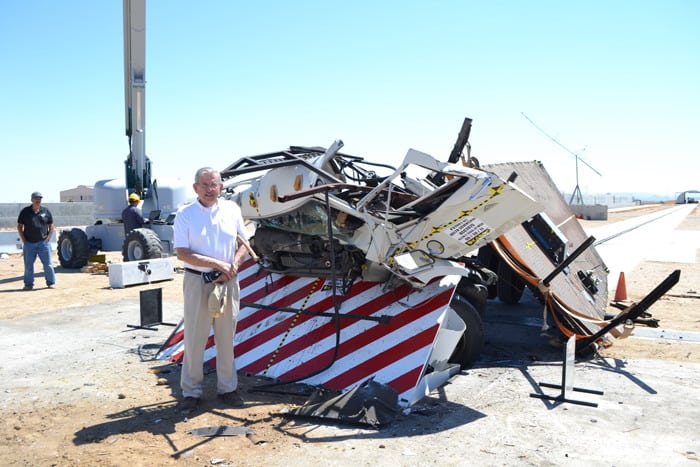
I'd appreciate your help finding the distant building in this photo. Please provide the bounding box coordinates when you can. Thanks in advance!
[676,190,700,204]
[60,185,94,202]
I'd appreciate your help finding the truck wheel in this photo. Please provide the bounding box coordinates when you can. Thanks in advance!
[497,260,525,305]
[477,245,499,299]
[122,228,163,262]
[57,228,90,269]
[448,294,485,369]
[455,280,488,317]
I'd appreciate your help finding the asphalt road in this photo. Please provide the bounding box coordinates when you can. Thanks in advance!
[584,204,700,286]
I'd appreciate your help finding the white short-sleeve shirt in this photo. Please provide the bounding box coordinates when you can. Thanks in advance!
[173,198,248,272]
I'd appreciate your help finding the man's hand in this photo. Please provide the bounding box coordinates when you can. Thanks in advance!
[213,260,238,283]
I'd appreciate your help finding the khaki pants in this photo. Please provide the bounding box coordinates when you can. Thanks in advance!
[180,271,240,398]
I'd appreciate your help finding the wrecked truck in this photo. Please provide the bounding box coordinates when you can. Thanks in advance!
[157,118,678,410]
[158,127,543,407]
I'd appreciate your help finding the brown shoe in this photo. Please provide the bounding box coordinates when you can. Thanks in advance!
[179,396,200,413]
[218,391,244,407]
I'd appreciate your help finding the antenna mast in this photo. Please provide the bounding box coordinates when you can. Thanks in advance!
[521,112,602,205]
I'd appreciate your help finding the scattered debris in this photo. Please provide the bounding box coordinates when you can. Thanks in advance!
[80,262,109,274]
[281,378,400,428]
[187,426,253,437]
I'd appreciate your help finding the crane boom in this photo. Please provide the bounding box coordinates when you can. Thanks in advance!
[123,0,151,199]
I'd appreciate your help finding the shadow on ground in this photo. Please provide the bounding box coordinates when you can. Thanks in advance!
[73,288,645,454]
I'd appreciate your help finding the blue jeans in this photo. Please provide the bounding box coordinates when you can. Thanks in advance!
[23,240,56,287]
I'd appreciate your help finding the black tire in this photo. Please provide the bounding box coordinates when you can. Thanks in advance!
[497,260,525,305]
[477,245,499,299]
[448,294,485,369]
[455,280,488,316]
[122,228,163,262]
[57,228,90,269]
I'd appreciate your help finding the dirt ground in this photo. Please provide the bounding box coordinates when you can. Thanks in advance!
[1,204,698,466]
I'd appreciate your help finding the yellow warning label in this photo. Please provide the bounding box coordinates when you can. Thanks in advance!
[446,217,492,246]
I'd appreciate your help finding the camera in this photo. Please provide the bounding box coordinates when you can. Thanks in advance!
[202,271,222,283]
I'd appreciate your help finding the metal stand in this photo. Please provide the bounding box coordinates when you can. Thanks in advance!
[126,288,177,331]
[530,335,603,407]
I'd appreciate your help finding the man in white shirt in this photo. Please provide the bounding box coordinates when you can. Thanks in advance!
[173,167,249,412]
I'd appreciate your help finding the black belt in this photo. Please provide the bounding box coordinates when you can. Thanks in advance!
[185,267,206,275]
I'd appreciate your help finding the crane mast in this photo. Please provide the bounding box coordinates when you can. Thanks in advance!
[123,0,151,199]
[56,0,187,270]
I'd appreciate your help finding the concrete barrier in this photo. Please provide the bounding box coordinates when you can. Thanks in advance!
[0,203,94,254]
[0,230,58,255]
[570,203,609,221]
[0,203,95,229]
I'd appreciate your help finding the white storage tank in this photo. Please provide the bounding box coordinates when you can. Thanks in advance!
[92,177,191,224]
[147,176,191,215]
[93,179,128,222]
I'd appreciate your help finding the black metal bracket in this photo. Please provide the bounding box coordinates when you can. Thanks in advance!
[240,301,392,324]
[531,335,604,407]
[576,269,680,351]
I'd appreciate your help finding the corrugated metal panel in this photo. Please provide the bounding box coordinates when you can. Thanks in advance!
[483,161,609,332]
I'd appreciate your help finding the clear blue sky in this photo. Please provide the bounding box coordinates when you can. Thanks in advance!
[2,1,698,202]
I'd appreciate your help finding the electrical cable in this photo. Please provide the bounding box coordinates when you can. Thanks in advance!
[491,236,614,344]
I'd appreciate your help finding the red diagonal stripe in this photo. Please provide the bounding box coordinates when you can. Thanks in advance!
[388,365,424,395]
[162,276,315,363]
[323,326,438,392]
[238,258,262,288]
[237,276,316,332]
[235,280,378,359]
[240,274,299,307]
[160,323,184,349]
[268,287,453,383]
[237,282,413,373]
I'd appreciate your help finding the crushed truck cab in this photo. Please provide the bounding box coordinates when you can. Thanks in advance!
[160,137,542,407]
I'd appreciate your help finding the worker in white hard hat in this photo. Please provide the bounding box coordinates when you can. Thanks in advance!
[122,192,145,234]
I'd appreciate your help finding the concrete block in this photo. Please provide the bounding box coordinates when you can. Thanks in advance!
[108,258,174,288]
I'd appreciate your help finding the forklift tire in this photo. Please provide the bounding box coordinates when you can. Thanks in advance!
[57,228,90,269]
[476,245,499,299]
[448,294,485,369]
[497,260,525,305]
[122,228,163,262]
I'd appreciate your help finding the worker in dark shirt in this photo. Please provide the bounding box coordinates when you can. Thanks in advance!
[122,192,146,235]
[17,191,57,290]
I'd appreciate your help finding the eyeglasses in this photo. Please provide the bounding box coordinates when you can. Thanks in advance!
[196,182,221,190]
